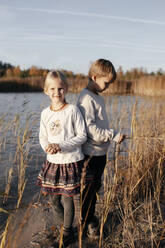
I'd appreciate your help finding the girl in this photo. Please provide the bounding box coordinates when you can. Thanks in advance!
[37,70,87,246]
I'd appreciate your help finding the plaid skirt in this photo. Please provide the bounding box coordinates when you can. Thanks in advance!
[37,159,93,197]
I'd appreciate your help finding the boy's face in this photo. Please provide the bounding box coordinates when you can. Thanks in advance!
[92,74,114,93]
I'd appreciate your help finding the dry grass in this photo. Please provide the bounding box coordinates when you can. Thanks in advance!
[0,97,165,247]
[0,77,44,92]
[97,101,165,248]
[0,74,165,96]
[0,113,36,247]
[133,75,165,96]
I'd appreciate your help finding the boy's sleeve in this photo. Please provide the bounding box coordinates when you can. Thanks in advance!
[59,107,87,152]
[78,95,118,143]
[39,112,49,152]
[112,132,122,143]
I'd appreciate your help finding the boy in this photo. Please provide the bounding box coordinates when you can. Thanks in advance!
[77,58,124,239]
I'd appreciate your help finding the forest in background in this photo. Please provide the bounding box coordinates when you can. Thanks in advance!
[0,61,165,96]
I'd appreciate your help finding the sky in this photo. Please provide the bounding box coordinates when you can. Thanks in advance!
[0,0,165,75]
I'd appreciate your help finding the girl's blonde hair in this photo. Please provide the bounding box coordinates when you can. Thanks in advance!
[88,58,117,82]
[44,70,68,93]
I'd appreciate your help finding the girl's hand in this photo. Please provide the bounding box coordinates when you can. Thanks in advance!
[45,144,61,154]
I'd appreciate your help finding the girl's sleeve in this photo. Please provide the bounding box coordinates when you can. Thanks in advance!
[78,95,119,143]
[59,107,87,152]
[39,113,49,152]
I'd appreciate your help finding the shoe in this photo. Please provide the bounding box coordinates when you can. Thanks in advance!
[62,230,74,247]
[87,223,100,240]
[87,217,100,240]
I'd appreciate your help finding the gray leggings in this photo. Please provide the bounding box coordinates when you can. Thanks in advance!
[51,194,75,233]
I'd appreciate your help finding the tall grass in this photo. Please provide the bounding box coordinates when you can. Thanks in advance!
[97,101,165,247]
[133,75,165,96]
[0,75,165,96]
[0,113,36,247]
[0,77,43,92]
[0,97,165,247]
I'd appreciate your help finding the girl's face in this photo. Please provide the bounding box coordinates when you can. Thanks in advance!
[45,78,67,105]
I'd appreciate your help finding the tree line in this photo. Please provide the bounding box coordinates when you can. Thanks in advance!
[0,61,86,79]
[0,61,165,96]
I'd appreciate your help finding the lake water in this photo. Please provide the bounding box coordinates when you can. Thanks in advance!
[0,92,164,203]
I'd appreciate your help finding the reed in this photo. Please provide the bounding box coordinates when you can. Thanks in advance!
[0,97,165,247]
[3,168,13,204]
[0,215,13,248]
[98,101,165,247]
[0,74,165,96]
[59,224,64,248]
[0,113,36,247]
[0,77,43,92]
[133,75,165,96]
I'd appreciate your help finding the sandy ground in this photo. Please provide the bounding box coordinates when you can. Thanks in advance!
[4,191,102,248]
[1,156,113,248]
[0,159,104,248]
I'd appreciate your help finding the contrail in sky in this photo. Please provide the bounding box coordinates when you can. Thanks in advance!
[1,31,165,53]
[1,6,165,26]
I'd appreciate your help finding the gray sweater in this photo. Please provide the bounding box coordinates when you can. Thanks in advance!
[77,88,119,156]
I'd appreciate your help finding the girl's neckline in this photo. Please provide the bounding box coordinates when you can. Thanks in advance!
[50,102,68,112]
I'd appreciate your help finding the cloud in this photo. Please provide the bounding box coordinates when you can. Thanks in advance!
[0,29,165,54]
[0,6,15,20]
[1,5,165,26]
[92,42,165,53]
[1,29,165,54]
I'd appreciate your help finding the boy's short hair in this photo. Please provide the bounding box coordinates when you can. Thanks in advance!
[44,70,68,92]
[88,59,116,82]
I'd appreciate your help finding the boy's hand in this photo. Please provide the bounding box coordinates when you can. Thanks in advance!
[45,144,61,154]
[118,134,125,144]
[113,133,125,143]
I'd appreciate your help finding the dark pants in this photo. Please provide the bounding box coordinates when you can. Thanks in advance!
[81,155,106,225]
[51,194,74,233]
